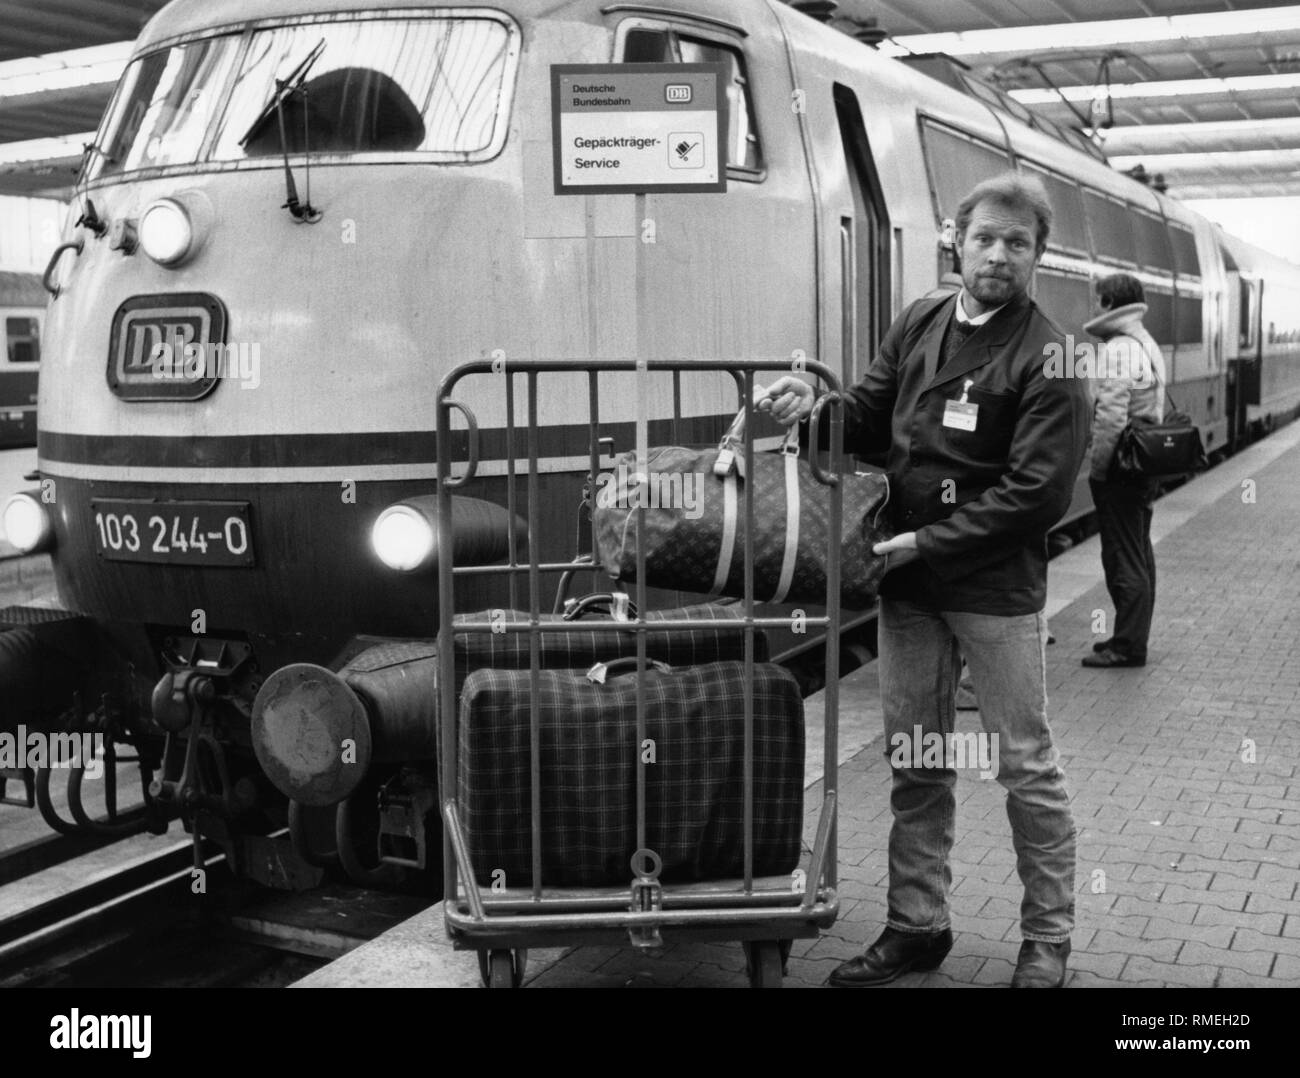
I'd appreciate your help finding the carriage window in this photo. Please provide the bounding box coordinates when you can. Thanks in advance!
[1132,209,1173,272]
[1082,190,1137,265]
[89,17,516,177]
[1021,164,1088,254]
[918,121,1010,229]
[617,27,761,172]
[1033,271,1091,338]
[1169,225,1201,278]
[1239,279,1257,351]
[5,317,40,364]
[1175,294,1203,344]
[1145,288,1174,346]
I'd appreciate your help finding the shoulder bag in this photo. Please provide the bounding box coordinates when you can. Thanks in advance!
[1109,351,1208,480]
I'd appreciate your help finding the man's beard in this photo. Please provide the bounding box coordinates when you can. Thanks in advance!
[969,273,1015,303]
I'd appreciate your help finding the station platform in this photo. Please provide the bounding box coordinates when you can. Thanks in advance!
[297,420,1300,989]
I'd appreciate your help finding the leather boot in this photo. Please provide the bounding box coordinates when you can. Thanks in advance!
[1010,939,1070,988]
[828,927,953,987]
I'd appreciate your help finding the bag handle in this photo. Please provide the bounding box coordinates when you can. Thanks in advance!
[562,592,637,622]
[586,657,672,684]
[713,405,800,478]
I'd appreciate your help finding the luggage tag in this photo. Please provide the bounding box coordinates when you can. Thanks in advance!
[943,380,978,432]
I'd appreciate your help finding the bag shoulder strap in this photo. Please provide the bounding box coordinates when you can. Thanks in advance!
[1124,335,1181,420]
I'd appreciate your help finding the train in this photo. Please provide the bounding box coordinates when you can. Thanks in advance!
[0,272,43,451]
[4,0,1300,888]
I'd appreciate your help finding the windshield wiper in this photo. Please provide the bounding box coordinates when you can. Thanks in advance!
[240,38,326,222]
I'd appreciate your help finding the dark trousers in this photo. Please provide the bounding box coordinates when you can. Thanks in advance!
[1090,478,1157,659]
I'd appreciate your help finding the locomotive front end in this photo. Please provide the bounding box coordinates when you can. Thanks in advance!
[7,3,541,877]
[5,0,796,881]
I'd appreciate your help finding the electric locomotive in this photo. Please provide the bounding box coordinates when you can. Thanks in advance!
[4,0,1300,885]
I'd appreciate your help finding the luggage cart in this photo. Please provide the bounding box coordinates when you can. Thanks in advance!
[435,358,848,988]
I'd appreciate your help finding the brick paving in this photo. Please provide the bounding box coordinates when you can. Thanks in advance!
[528,439,1300,988]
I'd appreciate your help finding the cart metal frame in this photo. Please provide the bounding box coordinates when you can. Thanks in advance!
[435,357,848,987]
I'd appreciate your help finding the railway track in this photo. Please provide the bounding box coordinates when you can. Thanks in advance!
[0,835,430,987]
[0,829,134,888]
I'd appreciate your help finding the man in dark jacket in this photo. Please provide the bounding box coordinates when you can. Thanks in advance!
[760,171,1090,988]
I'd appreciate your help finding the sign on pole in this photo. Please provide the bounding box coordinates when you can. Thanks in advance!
[551,63,728,195]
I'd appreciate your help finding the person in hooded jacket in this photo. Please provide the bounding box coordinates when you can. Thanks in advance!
[1082,273,1166,669]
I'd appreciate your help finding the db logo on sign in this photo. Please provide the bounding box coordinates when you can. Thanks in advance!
[665,84,692,103]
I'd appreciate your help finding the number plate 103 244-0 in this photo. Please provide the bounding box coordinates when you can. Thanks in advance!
[91,499,255,567]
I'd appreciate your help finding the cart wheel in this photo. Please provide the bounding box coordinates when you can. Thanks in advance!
[482,949,525,988]
[746,941,784,988]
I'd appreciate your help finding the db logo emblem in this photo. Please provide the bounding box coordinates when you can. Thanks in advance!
[107,292,227,401]
[665,84,692,103]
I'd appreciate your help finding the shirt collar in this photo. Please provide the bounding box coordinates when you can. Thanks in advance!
[955,289,1007,327]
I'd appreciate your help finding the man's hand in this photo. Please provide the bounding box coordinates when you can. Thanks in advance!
[874,532,920,570]
[754,378,815,427]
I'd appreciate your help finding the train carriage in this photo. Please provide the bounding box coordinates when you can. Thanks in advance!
[5,0,1300,881]
[0,272,43,451]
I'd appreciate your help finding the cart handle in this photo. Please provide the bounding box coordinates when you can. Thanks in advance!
[807,392,844,488]
[440,399,479,489]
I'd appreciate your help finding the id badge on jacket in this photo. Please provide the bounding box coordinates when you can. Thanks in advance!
[943,379,978,432]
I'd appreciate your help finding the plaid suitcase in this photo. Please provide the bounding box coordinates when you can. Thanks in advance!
[457,660,804,888]
[450,602,768,696]
[329,604,767,763]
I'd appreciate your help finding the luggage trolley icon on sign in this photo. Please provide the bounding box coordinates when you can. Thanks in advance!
[434,357,883,988]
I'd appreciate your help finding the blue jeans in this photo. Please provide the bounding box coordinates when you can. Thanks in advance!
[877,597,1076,943]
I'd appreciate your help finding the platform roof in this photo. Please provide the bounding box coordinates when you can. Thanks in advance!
[1,0,1298,199]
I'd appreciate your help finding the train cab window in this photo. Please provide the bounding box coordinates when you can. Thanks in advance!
[1133,210,1174,273]
[616,27,761,173]
[918,121,1011,228]
[1082,190,1137,266]
[1021,164,1089,255]
[240,67,426,155]
[1169,225,1201,278]
[92,17,518,177]
[214,19,513,159]
[5,317,39,364]
[92,35,242,177]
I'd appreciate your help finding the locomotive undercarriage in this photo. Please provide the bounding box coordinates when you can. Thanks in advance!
[0,610,443,892]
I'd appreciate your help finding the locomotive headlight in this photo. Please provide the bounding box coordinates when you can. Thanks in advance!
[372,504,436,572]
[139,198,193,265]
[2,492,54,555]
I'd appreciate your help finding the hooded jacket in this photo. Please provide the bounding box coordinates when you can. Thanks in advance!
[1083,302,1166,482]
